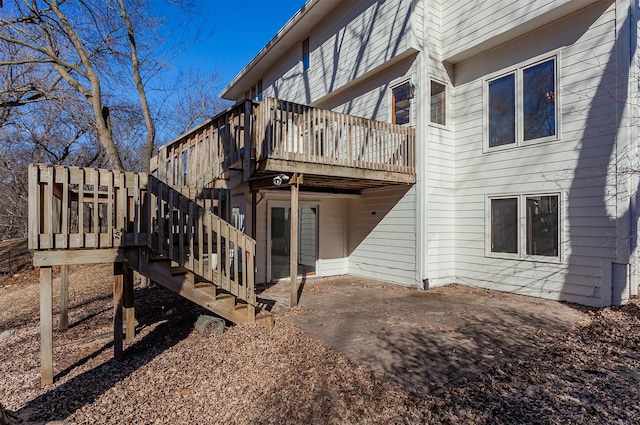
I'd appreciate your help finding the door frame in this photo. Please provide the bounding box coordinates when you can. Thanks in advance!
[266,200,319,282]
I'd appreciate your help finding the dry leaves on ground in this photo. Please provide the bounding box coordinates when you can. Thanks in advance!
[0,265,639,424]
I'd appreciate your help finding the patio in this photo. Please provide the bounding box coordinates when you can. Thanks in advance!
[257,276,585,394]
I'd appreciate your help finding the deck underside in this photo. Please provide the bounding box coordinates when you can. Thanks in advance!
[249,158,415,193]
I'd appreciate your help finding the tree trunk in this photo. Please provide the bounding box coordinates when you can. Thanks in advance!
[118,0,155,174]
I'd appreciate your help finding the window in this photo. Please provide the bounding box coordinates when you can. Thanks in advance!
[430,80,446,126]
[526,195,559,257]
[488,74,515,147]
[489,194,559,259]
[392,81,411,125]
[487,57,557,148]
[302,37,310,71]
[245,79,263,101]
[491,198,518,254]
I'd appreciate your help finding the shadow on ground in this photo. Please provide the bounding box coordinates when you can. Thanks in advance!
[17,285,205,423]
[272,278,585,394]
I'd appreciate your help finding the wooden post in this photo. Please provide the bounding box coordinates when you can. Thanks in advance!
[40,266,53,386]
[290,174,299,307]
[243,99,252,182]
[123,260,135,342]
[59,265,69,330]
[251,191,257,239]
[113,262,124,359]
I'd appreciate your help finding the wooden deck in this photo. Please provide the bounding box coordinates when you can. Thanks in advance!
[28,164,268,385]
[29,97,415,386]
[153,98,416,192]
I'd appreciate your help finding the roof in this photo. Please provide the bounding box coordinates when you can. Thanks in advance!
[219,0,341,101]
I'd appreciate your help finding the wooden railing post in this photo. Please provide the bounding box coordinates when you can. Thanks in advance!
[158,147,167,181]
[28,164,39,250]
[243,100,252,181]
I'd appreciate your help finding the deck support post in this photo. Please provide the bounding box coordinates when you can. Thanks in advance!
[59,265,69,330]
[251,191,257,239]
[123,260,135,342]
[290,174,300,307]
[113,262,124,359]
[40,266,53,387]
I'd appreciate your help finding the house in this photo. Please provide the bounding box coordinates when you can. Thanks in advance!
[212,0,639,308]
[27,0,640,385]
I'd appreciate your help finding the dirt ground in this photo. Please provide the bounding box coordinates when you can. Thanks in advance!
[1,264,639,424]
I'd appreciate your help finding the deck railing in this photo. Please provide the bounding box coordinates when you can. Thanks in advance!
[152,97,416,187]
[28,164,255,306]
[154,100,255,188]
[255,98,415,174]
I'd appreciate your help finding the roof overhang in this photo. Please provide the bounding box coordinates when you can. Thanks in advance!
[220,0,341,101]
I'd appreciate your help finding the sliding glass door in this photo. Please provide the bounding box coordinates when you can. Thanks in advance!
[270,206,318,280]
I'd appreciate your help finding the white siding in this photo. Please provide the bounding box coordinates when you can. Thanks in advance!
[419,0,457,286]
[262,0,416,105]
[231,0,636,306]
[441,0,603,62]
[348,186,417,286]
[317,57,418,122]
[317,197,349,277]
[451,2,624,306]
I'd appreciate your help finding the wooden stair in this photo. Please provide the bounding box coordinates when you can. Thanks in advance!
[143,256,273,327]
[28,164,271,329]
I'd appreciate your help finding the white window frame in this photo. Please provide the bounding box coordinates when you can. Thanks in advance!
[429,78,448,129]
[389,77,413,126]
[484,54,560,153]
[486,193,562,263]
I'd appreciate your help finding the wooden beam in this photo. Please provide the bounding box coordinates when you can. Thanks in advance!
[260,158,415,184]
[290,174,299,307]
[248,175,283,191]
[113,263,124,359]
[59,265,69,331]
[40,266,53,387]
[33,248,125,267]
[123,261,135,342]
[28,164,39,250]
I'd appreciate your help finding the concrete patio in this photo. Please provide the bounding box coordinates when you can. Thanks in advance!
[257,276,586,394]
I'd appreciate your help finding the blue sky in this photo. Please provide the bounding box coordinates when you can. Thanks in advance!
[153,0,306,89]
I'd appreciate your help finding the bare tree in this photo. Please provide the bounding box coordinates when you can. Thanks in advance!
[0,0,134,169]
[117,0,155,173]
[0,0,225,239]
[155,69,230,144]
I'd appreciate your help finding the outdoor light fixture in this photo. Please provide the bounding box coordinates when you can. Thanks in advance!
[272,174,290,186]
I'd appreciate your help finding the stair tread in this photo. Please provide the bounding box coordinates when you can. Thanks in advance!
[170,266,189,275]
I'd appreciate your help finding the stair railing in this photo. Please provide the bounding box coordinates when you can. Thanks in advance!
[28,164,256,307]
[148,176,255,305]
